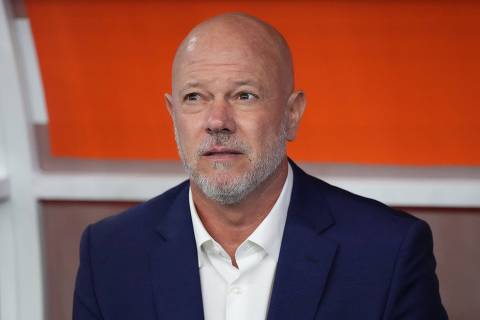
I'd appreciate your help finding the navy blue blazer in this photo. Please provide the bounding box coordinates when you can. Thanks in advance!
[73,161,448,319]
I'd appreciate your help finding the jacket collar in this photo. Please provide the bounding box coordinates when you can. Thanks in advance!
[150,183,205,319]
[151,159,337,319]
[265,160,338,320]
[153,159,335,239]
[287,159,335,233]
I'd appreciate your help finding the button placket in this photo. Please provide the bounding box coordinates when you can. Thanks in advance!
[225,283,246,320]
[229,286,242,295]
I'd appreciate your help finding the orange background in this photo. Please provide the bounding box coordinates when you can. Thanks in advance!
[26,0,480,165]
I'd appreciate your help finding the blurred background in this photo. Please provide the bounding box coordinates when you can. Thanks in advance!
[0,0,479,319]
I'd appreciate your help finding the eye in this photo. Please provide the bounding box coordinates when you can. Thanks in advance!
[184,92,201,102]
[237,92,258,100]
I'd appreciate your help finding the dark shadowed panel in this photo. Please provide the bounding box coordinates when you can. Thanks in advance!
[407,209,480,320]
[41,201,139,320]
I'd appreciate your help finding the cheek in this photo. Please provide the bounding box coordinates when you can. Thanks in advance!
[237,115,280,150]
[174,117,202,155]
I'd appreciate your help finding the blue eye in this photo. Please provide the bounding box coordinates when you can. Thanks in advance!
[238,92,258,100]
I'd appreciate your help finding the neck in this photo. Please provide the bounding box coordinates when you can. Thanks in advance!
[191,158,289,266]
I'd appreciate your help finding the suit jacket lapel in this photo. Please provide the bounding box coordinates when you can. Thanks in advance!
[149,183,204,319]
[267,161,338,320]
[148,162,336,319]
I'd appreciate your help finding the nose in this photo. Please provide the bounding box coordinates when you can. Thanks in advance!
[205,98,236,134]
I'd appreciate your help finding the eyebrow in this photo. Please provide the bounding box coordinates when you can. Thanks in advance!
[180,81,202,92]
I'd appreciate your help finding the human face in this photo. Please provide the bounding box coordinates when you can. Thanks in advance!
[167,42,290,205]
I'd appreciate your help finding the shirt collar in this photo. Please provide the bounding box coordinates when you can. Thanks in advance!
[245,163,293,262]
[189,190,212,267]
[189,163,294,267]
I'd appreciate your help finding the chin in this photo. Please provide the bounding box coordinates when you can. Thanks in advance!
[203,170,242,185]
[209,160,236,170]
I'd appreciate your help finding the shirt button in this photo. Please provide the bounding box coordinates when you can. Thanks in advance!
[229,286,242,295]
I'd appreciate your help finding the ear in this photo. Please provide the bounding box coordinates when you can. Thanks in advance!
[285,90,306,141]
[164,93,175,119]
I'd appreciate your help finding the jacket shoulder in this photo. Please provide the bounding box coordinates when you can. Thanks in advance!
[323,177,418,226]
[295,166,424,241]
[88,180,189,240]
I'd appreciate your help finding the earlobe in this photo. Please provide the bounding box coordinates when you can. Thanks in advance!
[286,91,306,141]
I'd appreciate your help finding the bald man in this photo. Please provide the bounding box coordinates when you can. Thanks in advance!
[73,13,448,320]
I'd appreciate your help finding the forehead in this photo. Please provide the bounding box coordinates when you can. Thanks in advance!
[171,19,289,93]
[173,48,276,89]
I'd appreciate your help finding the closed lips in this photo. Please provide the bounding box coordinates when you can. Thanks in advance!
[202,148,243,156]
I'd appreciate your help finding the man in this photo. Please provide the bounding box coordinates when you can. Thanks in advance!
[73,13,448,319]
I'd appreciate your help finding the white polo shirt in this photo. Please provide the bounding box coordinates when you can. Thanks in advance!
[189,164,293,320]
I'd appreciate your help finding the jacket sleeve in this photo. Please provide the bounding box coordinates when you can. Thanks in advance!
[73,225,104,320]
[383,219,448,320]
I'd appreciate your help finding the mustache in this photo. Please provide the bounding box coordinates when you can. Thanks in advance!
[196,133,250,156]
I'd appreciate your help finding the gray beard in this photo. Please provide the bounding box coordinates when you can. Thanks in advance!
[174,119,288,205]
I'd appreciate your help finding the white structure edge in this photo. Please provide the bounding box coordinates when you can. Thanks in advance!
[0,1,44,319]
[32,170,480,207]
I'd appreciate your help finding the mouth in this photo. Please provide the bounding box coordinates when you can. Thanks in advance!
[201,147,243,158]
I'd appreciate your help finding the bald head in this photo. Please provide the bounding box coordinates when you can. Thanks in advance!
[172,13,294,95]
